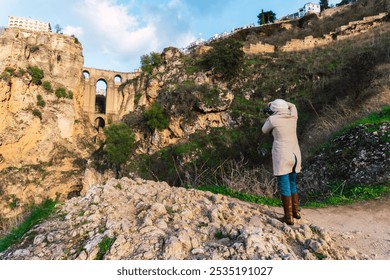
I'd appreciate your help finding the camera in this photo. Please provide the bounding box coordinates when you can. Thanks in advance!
[263,107,274,116]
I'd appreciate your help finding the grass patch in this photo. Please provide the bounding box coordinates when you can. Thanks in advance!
[0,198,58,252]
[353,105,390,126]
[95,236,116,260]
[197,182,389,209]
[214,230,229,240]
[328,105,390,142]
[196,185,281,207]
[303,182,390,208]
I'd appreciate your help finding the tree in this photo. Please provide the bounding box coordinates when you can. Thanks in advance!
[54,24,62,34]
[257,10,276,25]
[198,37,244,81]
[258,9,265,25]
[337,0,354,6]
[104,123,135,166]
[140,52,163,75]
[264,11,276,24]
[320,0,330,11]
[143,102,169,131]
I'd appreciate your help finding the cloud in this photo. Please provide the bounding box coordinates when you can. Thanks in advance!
[138,1,196,47]
[73,0,153,69]
[76,0,197,71]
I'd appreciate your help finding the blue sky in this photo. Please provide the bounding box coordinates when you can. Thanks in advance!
[0,0,340,72]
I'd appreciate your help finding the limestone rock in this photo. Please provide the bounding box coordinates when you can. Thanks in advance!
[0,28,95,219]
[0,177,367,260]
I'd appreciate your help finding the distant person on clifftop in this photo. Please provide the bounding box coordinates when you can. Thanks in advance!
[262,99,302,225]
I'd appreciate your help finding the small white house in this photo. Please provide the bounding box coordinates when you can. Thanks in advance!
[285,2,321,20]
[299,2,321,17]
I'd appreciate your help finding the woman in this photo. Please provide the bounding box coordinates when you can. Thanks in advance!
[262,99,302,225]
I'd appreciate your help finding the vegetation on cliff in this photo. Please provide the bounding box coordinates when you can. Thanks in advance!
[0,198,58,253]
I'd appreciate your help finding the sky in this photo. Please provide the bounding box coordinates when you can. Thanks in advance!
[0,0,340,73]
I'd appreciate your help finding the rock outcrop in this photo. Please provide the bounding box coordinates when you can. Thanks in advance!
[302,122,390,197]
[0,28,87,167]
[0,28,95,218]
[0,177,367,260]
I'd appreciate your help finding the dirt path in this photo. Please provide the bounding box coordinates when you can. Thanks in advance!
[272,194,390,259]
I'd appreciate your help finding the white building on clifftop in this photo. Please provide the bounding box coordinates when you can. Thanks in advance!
[8,16,51,32]
[285,2,321,20]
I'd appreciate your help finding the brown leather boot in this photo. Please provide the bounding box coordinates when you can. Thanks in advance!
[291,193,301,219]
[280,195,294,225]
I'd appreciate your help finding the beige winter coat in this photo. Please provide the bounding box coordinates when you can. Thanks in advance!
[261,102,302,176]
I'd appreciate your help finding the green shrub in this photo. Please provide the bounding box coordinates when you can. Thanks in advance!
[42,81,53,92]
[143,103,169,131]
[4,67,15,75]
[55,87,67,98]
[104,123,136,166]
[27,66,44,85]
[32,109,42,119]
[37,95,46,107]
[1,67,16,82]
[185,65,199,75]
[0,71,11,82]
[198,37,244,80]
[55,87,73,99]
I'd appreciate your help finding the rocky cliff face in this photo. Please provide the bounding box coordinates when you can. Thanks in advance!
[0,28,95,219]
[0,177,366,260]
[0,28,87,166]
[120,47,234,154]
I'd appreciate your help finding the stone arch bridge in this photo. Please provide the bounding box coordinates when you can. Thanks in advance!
[82,67,139,129]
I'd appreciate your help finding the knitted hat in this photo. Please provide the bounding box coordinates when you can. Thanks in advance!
[270,99,288,112]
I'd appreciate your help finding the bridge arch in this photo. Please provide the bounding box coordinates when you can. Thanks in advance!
[94,117,106,130]
[95,79,107,114]
[83,70,90,80]
[114,75,122,84]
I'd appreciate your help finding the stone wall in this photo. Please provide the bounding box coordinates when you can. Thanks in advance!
[280,34,334,52]
[243,42,275,54]
[243,12,388,55]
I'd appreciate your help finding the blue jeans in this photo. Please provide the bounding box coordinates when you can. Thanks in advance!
[277,172,297,196]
